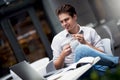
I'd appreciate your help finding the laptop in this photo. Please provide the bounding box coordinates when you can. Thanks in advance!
[10,61,46,80]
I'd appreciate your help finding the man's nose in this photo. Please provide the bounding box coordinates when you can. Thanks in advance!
[63,21,67,26]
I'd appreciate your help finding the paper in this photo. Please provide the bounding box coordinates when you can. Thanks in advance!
[47,56,101,80]
[58,57,101,80]
[76,56,95,64]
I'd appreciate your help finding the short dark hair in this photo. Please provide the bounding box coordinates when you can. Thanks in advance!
[56,4,77,17]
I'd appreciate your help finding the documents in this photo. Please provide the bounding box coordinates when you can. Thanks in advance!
[47,56,101,80]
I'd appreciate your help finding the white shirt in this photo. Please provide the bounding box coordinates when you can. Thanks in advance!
[51,26,104,66]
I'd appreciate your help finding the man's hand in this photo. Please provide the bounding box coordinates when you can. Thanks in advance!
[54,44,72,69]
[62,44,72,57]
[72,34,86,44]
[72,34,104,52]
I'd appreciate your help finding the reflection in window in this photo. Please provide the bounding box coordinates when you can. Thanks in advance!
[0,28,17,77]
[10,10,53,63]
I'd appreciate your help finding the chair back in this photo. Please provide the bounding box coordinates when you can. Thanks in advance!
[101,38,113,56]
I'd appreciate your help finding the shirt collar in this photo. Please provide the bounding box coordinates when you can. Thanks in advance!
[64,29,70,37]
[65,24,82,37]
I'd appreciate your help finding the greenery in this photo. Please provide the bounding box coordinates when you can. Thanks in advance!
[90,66,120,80]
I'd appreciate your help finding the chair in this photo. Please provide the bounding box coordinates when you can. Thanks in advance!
[30,57,50,76]
[46,60,56,73]
[102,25,115,53]
[101,38,114,56]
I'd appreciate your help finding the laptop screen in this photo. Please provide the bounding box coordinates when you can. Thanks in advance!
[10,61,45,80]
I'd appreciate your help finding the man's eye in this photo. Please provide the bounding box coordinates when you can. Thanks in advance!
[65,18,69,22]
[60,21,63,23]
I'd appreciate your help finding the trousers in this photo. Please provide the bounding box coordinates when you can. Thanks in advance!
[74,44,119,71]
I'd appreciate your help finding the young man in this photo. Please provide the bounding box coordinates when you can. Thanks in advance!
[51,4,119,72]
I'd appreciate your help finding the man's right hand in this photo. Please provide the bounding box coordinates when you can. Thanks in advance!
[54,44,72,69]
[62,44,72,57]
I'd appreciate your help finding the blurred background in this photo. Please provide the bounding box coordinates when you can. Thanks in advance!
[0,0,120,79]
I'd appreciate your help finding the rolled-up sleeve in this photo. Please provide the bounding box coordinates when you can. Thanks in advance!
[91,28,104,51]
[51,36,62,61]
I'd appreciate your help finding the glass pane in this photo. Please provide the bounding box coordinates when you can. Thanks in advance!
[10,9,53,63]
[0,28,17,77]
[36,10,54,43]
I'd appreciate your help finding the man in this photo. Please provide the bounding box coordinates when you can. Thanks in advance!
[51,4,119,72]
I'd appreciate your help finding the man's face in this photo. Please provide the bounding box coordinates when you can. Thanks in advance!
[58,13,77,32]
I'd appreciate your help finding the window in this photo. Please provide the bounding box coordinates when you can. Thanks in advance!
[0,27,17,77]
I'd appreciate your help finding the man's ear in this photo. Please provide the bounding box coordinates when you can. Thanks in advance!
[73,14,77,20]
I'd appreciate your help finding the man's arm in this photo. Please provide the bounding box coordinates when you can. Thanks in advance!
[54,44,72,69]
[85,42,104,52]
[72,33,104,52]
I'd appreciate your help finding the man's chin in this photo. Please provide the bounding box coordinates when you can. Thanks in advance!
[66,29,71,32]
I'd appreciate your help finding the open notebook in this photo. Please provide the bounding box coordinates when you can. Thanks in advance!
[47,56,101,80]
